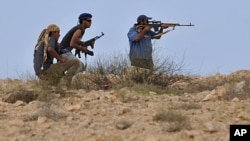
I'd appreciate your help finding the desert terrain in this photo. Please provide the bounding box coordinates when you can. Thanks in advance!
[0,68,250,141]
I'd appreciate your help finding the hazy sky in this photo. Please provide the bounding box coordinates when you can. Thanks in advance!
[0,0,250,79]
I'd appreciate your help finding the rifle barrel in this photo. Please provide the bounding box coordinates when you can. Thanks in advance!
[178,24,195,26]
[177,23,195,26]
[165,23,194,26]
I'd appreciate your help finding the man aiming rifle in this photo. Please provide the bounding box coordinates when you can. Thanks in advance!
[128,14,194,70]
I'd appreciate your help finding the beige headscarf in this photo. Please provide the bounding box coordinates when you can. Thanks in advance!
[34,24,60,67]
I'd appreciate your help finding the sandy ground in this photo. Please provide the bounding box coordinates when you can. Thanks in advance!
[1,70,250,141]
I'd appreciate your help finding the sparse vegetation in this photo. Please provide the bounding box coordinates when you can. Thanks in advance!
[223,80,250,100]
[87,52,130,75]
[71,51,187,91]
[153,108,191,132]
[2,51,250,140]
[23,101,68,121]
[4,88,37,103]
[178,103,202,110]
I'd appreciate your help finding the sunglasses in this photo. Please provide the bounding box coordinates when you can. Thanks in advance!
[84,19,92,22]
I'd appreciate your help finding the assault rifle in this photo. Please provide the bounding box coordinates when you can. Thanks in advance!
[148,20,194,32]
[75,32,104,58]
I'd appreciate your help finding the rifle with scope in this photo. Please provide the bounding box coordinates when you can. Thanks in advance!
[136,20,195,32]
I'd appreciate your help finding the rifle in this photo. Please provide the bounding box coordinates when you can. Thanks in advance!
[75,32,104,58]
[137,20,194,32]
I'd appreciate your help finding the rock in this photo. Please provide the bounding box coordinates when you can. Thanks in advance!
[231,97,240,102]
[215,86,227,97]
[37,116,47,124]
[203,122,218,133]
[14,100,26,106]
[202,93,214,101]
[115,120,133,130]
[65,104,81,111]
[149,91,157,95]
[234,81,245,94]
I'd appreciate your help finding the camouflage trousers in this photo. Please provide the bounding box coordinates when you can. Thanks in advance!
[130,58,154,71]
[61,52,86,73]
[38,59,80,86]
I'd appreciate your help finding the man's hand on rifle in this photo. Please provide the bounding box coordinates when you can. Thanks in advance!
[84,40,96,49]
[81,46,94,56]
[81,46,88,53]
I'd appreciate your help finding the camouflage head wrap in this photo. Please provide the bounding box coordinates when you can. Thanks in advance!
[46,24,60,33]
[34,24,60,69]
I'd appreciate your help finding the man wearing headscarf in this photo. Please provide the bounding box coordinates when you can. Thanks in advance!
[33,24,80,87]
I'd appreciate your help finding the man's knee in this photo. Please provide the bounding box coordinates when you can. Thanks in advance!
[67,59,85,72]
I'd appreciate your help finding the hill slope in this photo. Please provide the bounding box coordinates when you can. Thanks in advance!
[0,70,250,141]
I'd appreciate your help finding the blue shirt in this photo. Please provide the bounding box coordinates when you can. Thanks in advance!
[127,25,156,60]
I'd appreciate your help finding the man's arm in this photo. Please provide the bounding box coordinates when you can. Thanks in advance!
[134,26,151,42]
[70,29,87,53]
[48,46,66,63]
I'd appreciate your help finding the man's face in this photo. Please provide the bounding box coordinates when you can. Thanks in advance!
[53,30,60,40]
[142,19,149,25]
[83,18,92,28]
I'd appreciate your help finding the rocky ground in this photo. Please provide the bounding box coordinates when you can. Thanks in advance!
[0,69,250,141]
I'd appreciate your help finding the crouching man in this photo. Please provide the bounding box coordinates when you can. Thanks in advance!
[33,24,80,87]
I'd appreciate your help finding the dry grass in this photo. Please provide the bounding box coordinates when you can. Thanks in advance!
[178,103,202,110]
[223,80,250,100]
[23,101,68,121]
[3,79,69,104]
[153,108,191,132]
[4,88,38,103]
[87,52,129,75]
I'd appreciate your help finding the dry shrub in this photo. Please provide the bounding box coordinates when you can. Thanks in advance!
[16,70,38,82]
[153,109,191,132]
[222,81,250,100]
[4,86,55,103]
[178,103,202,110]
[116,87,139,103]
[87,52,129,75]
[3,78,69,104]
[185,75,227,93]
[77,50,187,90]
[71,73,111,90]
[34,80,68,101]
[24,101,68,121]
[152,44,186,75]
[121,66,152,83]
[131,83,169,95]
[4,88,38,103]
